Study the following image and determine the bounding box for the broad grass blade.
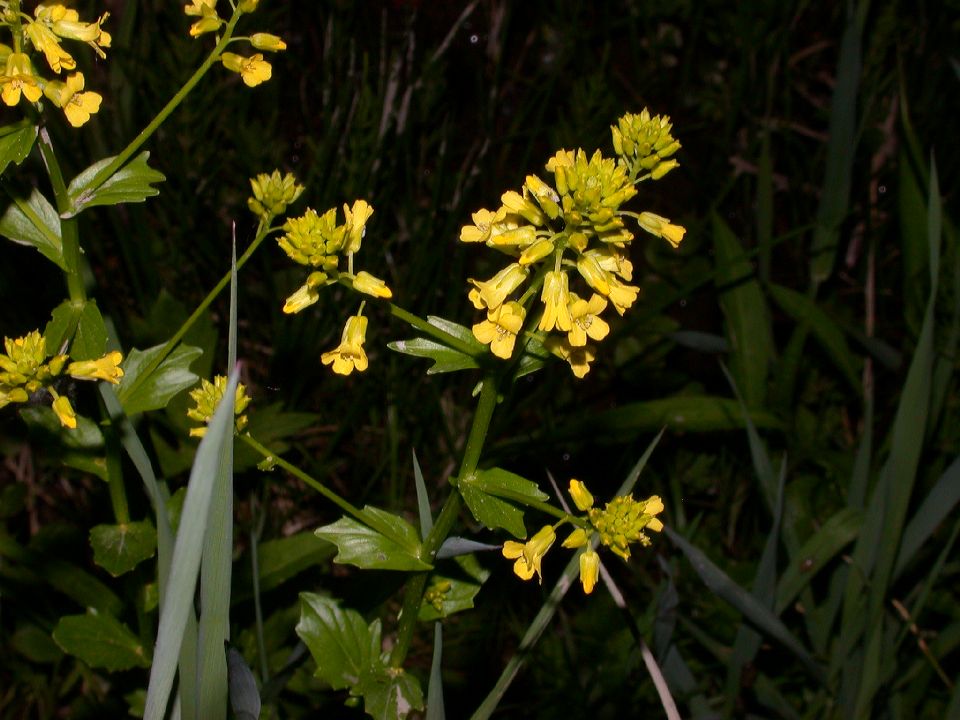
[197,245,240,720]
[143,371,239,720]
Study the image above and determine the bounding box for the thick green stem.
[83,11,243,197]
[241,434,365,523]
[36,128,85,302]
[389,373,500,667]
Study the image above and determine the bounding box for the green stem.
[240,434,365,523]
[82,11,243,197]
[36,128,85,302]
[389,373,501,667]
[122,220,273,401]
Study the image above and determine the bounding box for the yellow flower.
[321,315,369,376]
[0,330,51,390]
[50,390,77,429]
[25,21,76,73]
[467,263,528,311]
[502,525,555,584]
[460,207,507,244]
[567,293,609,347]
[578,549,600,594]
[538,271,572,332]
[637,211,685,248]
[221,52,271,87]
[0,386,29,409]
[53,11,111,58]
[589,494,665,561]
[611,109,680,174]
[518,237,554,266]
[184,0,218,17]
[501,189,546,227]
[59,72,102,127]
[343,199,374,254]
[0,53,43,106]
[250,33,287,51]
[606,276,640,315]
[279,207,345,268]
[67,351,123,384]
[523,174,561,220]
[352,271,392,299]
[282,271,327,314]
[561,527,589,549]
[187,375,252,438]
[473,301,525,359]
[568,479,594,512]
[544,336,596,378]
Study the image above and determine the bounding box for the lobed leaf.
[0,187,64,268]
[117,343,202,415]
[89,520,158,577]
[0,121,38,175]
[65,151,166,217]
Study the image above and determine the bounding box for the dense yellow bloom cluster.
[0,329,123,429]
[274,198,389,376]
[183,0,285,88]
[0,2,110,127]
[186,374,252,438]
[461,110,684,376]
[502,479,664,595]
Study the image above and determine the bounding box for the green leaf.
[315,512,431,572]
[44,299,81,355]
[53,611,151,671]
[459,468,547,539]
[316,505,430,571]
[768,283,860,392]
[233,530,335,602]
[713,213,775,407]
[387,337,480,374]
[775,508,862,614]
[426,624,445,720]
[19,406,107,480]
[65,151,166,217]
[894,454,960,579]
[426,316,486,352]
[296,593,377,691]
[358,666,424,720]
[418,554,490,621]
[550,395,781,444]
[89,520,158,577]
[11,625,63,664]
[116,343,202,415]
[0,121,37,175]
[71,300,108,360]
[0,187,64,268]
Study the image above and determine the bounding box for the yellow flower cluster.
[275,200,390,376]
[248,170,304,223]
[501,479,664,595]
[0,329,123,429]
[0,3,110,127]
[183,0,285,88]
[461,110,685,376]
[186,374,252,438]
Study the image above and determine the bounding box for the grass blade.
[713,213,775,408]
[809,5,861,287]
[143,371,239,720]
[413,449,433,538]
[894,453,960,579]
[665,526,823,681]
[197,246,239,720]
[426,622,445,720]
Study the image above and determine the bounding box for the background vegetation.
[1,0,958,717]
